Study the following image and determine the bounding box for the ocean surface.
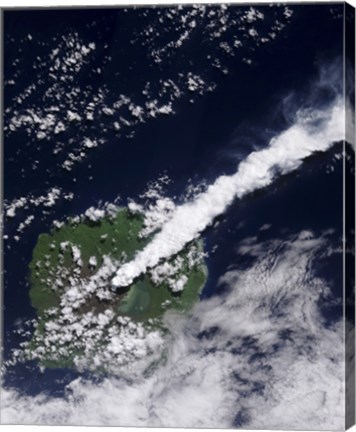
[2,4,351,429]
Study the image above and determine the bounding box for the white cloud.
[89,256,97,267]
[84,207,105,222]
[1,232,344,429]
[112,98,345,288]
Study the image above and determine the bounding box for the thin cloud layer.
[1,232,344,429]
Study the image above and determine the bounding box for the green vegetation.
[29,209,147,313]
[27,208,207,369]
[118,264,206,321]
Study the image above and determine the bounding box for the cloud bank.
[1,232,344,429]
[112,98,345,288]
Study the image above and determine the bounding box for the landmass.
[24,207,207,372]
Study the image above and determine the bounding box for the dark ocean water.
[3,4,345,397]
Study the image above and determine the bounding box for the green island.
[26,208,207,371]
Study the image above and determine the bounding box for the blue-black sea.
[2,4,352,429]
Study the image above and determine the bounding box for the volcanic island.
[25,207,207,372]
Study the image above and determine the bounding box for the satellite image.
[1,2,355,429]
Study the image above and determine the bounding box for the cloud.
[1,231,344,429]
[112,97,345,288]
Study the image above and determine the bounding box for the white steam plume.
[112,99,345,288]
